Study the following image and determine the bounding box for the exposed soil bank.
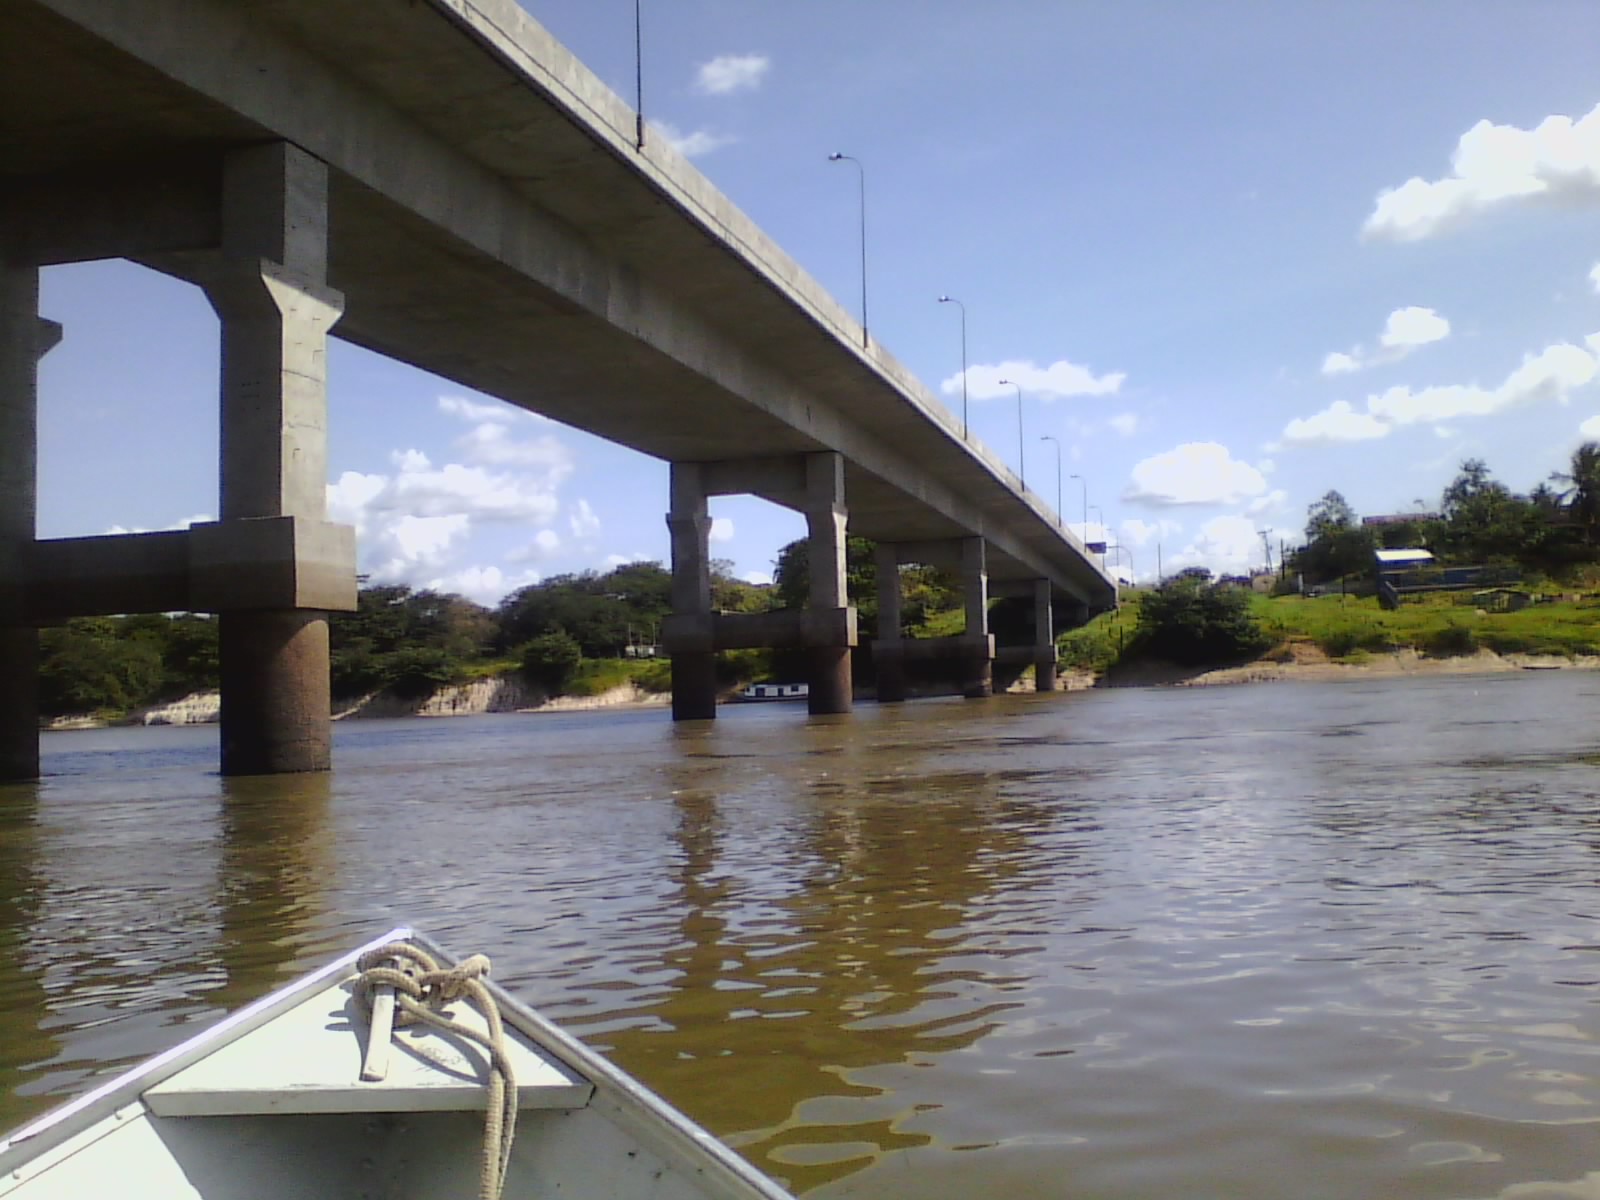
[1102,644,1600,688]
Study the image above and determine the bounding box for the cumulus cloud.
[568,499,601,540]
[1364,102,1600,241]
[1282,400,1391,445]
[1165,515,1267,577]
[1581,414,1600,438]
[1119,518,1182,548]
[693,54,769,95]
[743,570,773,586]
[709,517,735,543]
[1107,412,1141,436]
[1285,336,1600,445]
[1246,489,1288,517]
[103,512,214,535]
[427,565,542,605]
[946,357,1125,402]
[455,422,573,470]
[1321,306,1450,374]
[1125,442,1268,507]
[650,120,736,158]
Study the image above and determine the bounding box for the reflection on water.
[4,676,1600,1198]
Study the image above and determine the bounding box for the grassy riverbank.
[1060,589,1600,680]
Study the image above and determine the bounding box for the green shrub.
[1317,629,1362,658]
[518,629,583,691]
[1136,579,1270,666]
[633,659,673,693]
[382,646,456,699]
[1422,623,1477,657]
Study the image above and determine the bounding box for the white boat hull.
[0,928,794,1200]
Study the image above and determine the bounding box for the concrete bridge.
[0,0,1117,780]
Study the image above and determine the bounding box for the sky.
[33,0,1600,600]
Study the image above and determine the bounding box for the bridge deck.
[2,0,1116,604]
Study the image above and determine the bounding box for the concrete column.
[873,542,907,703]
[1033,578,1058,693]
[961,537,993,698]
[804,452,852,715]
[203,143,344,775]
[664,462,716,720]
[0,268,60,783]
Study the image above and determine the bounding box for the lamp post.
[998,378,1024,487]
[827,152,868,348]
[937,295,967,437]
[1040,435,1063,526]
[1090,505,1105,562]
[1069,472,1087,535]
[633,0,645,149]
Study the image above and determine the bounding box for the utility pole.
[1156,542,1163,583]
[1259,528,1273,573]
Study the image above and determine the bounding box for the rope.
[355,942,518,1200]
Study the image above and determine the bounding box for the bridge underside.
[0,0,1114,778]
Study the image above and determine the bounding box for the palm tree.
[1550,442,1600,543]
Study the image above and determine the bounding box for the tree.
[1552,441,1600,544]
[1304,490,1357,543]
[519,629,582,691]
[1135,577,1270,666]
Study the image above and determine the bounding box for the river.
[3,672,1600,1198]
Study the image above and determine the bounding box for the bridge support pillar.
[803,452,852,715]
[0,267,60,783]
[960,537,993,698]
[664,463,717,720]
[1033,578,1058,692]
[203,143,350,775]
[873,542,906,703]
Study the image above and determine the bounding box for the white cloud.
[102,512,214,535]
[1282,400,1392,445]
[946,357,1125,402]
[1285,336,1600,445]
[1581,415,1600,438]
[1321,306,1450,374]
[456,422,574,471]
[1125,442,1268,506]
[650,121,736,158]
[1369,341,1597,424]
[1119,517,1182,548]
[603,552,653,569]
[506,529,562,563]
[709,517,735,543]
[1107,412,1140,436]
[693,54,770,96]
[742,570,773,586]
[381,514,470,566]
[1258,458,1277,474]
[1246,489,1289,517]
[1381,306,1451,349]
[568,498,601,540]
[1364,102,1600,241]
[426,565,541,604]
[1166,515,1267,577]
[438,395,508,423]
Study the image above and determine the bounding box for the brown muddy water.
[3,672,1600,1198]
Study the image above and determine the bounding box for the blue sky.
[34,1,1600,599]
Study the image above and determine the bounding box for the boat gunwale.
[0,926,415,1176]
[0,925,796,1200]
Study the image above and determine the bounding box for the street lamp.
[1090,505,1105,561]
[827,152,868,348]
[633,0,645,149]
[937,295,968,437]
[1069,472,1088,534]
[1040,435,1063,526]
[998,378,1025,487]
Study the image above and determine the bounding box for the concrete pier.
[0,267,59,783]
[664,452,858,719]
[204,144,348,775]
[959,538,994,698]
[1033,578,1058,692]
[802,453,853,716]
[665,463,717,721]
